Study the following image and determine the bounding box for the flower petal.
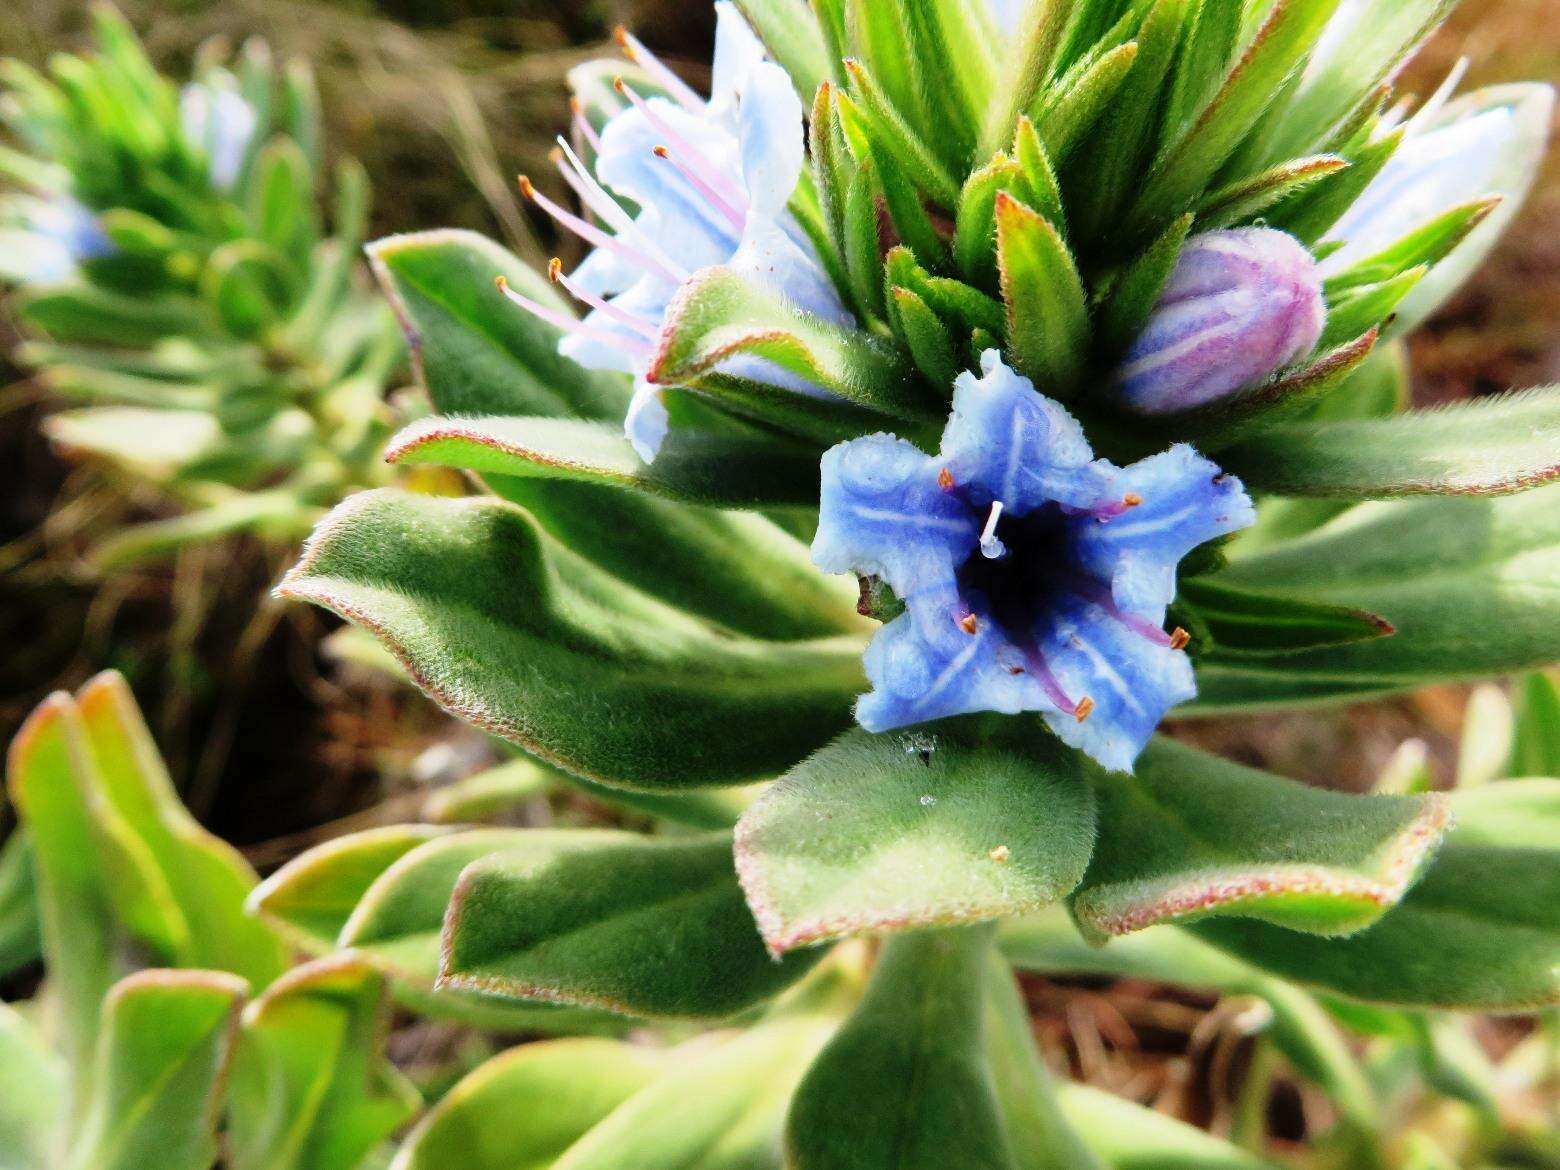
[941,350,1115,512]
[1072,445,1256,618]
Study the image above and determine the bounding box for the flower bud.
[1114,227,1326,415]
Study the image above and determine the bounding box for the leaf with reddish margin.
[1073,737,1450,938]
[734,725,1096,956]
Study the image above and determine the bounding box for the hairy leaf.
[735,726,1095,955]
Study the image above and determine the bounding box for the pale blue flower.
[1321,71,1553,332]
[814,351,1255,772]
[180,74,259,191]
[0,194,113,282]
[502,2,849,461]
[1115,228,1326,415]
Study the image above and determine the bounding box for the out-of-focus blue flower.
[499,2,849,461]
[1115,228,1326,415]
[1321,72,1553,333]
[0,194,113,282]
[180,74,259,190]
[814,350,1254,772]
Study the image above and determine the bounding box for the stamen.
[979,501,1006,560]
[518,174,672,283]
[1024,648,1084,718]
[937,467,955,491]
[613,26,705,114]
[569,97,602,153]
[551,140,689,282]
[652,145,747,232]
[615,77,750,216]
[495,275,651,355]
[1063,573,1183,649]
[548,257,660,340]
[956,610,979,635]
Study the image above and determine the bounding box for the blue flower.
[0,194,113,282]
[1319,72,1553,334]
[814,351,1255,772]
[180,74,259,191]
[500,2,849,461]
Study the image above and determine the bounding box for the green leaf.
[955,153,1025,287]
[1131,0,1346,230]
[890,287,960,390]
[371,230,860,643]
[0,1002,65,1170]
[1197,154,1347,229]
[1268,0,1455,160]
[1220,389,1560,499]
[1034,41,1141,164]
[1098,212,1194,354]
[391,1038,668,1170]
[1073,737,1450,937]
[17,286,212,347]
[384,415,821,510]
[984,952,1106,1170]
[441,830,820,1019]
[996,193,1089,396]
[7,690,184,1091]
[366,229,629,421]
[788,927,1011,1169]
[1057,1084,1277,1169]
[1180,577,1394,655]
[839,58,961,208]
[73,672,286,987]
[652,265,925,424]
[733,0,833,100]
[249,824,450,951]
[546,968,852,1170]
[252,826,620,1035]
[1194,780,1560,1009]
[734,725,1095,955]
[67,970,246,1170]
[1512,671,1560,778]
[1190,483,1560,707]
[228,957,419,1170]
[279,490,865,790]
[0,830,41,980]
[421,757,556,824]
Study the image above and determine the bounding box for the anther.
[1123,493,1143,507]
[989,845,1011,863]
[1074,696,1096,723]
[937,467,955,491]
[957,612,979,635]
[1169,628,1191,651]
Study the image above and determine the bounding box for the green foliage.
[734,725,1096,954]
[0,8,404,564]
[1075,738,1450,937]
[440,831,821,1019]
[276,489,866,789]
[2,678,413,1170]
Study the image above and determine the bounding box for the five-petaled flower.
[813,351,1255,773]
[498,1,848,462]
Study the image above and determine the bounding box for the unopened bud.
[1114,228,1326,415]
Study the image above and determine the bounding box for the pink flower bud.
[1115,228,1327,415]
